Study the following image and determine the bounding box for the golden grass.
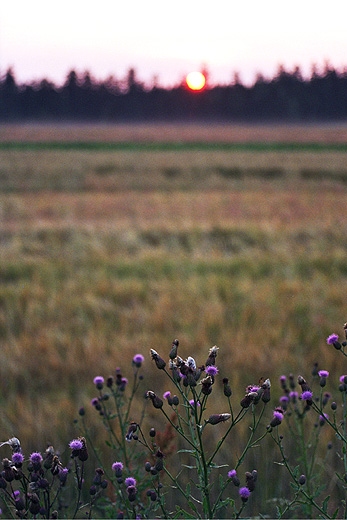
[1,121,347,143]
[0,124,347,458]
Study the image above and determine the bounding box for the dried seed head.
[206,413,231,425]
[150,349,166,370]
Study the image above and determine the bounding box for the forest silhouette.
[1,63,347,121]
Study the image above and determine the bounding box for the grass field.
[0,122,347,470]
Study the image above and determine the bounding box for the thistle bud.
[150,349,166,370]
[146,391,163,409]
[169,339,179,359]
[206,413,231,425]
[206,345,219,366]
[223,378,232,397]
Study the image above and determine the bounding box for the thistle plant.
[134,341,271,519]
[4,326,347,518]
[268,324,347,519]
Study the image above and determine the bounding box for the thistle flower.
[29,452,43,470]
[327,333,341,349]
[125,477,137,487]
[206,365,218,377]
[69,437,88,461]
[205,413,231,425]
[132,354,144,368]
[163,391,171,400]
[150,349,166,370]
[228,469,240,486]
[270,407,284,427]
[93,376,104,390]
[319,413,329,426]
[318,370,329,387]
[301,390,313,405]
[239,486,251,502]
[112,461,123,478]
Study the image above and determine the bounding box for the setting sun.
[186,71,206,91]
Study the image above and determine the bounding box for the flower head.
[163,391,171,400]
[69,439,83,451]
[327,333,339,344]
[318,370,329,378]
[206,365,219,377]
[29,452,43,465]
[301,390,313,402]
[125,477,137,487]
[239,486,251,502]
[112,461,123,477]
[132,354,144,368]
[93,376,104,389]
[12,453,24,466]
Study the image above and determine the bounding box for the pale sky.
[1,0,347,87]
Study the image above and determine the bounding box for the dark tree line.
[1,63,347,122]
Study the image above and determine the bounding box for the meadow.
[1,123,347,517]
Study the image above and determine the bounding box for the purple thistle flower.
[132,354,144,367]
[29,452,43,464]
[228,469,237,478]
[69,439,83,451]
[289,391,299,401]
[280,395,289,404]
[319,413,329,425]
[340,375,347,383]
[112,461,123,472]
[239,486,251,501]
[12,453,24,466]
[273,410,284,421]
[189,399,200,407]
[318,370,329,378]
[93,376,104,389]
[327,333,339,344]
[163,391,171,400]
[206,365,219,377]
[301,390,313,401]
[125,477,137,487]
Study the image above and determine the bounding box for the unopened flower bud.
[298,474,306,485]
[223,378,232,397]
[150,349,166,370]
[169,339,179,359]
[206,413,231,425]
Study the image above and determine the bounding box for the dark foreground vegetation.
[1,62,347,121]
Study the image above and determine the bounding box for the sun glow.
[186,71,206,91]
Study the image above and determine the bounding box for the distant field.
[0,123,347,458]
[1,121,347,143]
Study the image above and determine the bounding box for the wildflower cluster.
[0,435,105,519]
[139,340,270,518]
[3,325,347,518]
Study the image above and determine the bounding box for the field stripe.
[1,141,347,152]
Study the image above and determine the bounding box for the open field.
[0,124,347,508]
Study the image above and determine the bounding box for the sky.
[1,0,347,88]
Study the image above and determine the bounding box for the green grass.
[1,140,347,152]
